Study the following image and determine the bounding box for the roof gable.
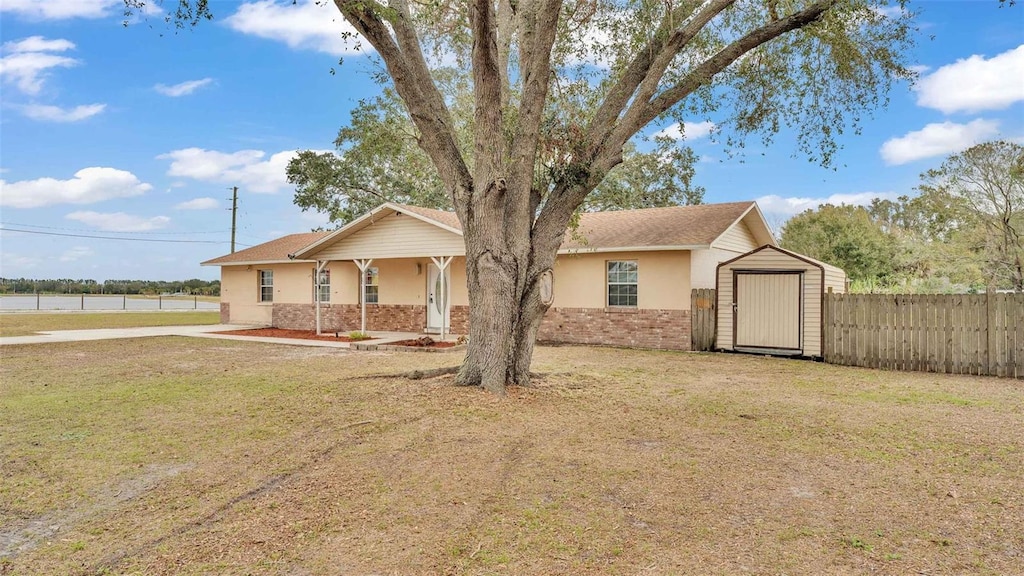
[293,202,464,260]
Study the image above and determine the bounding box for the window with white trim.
[315,268,330,302]
[607,260,637,307]
[258,269,273,303]
[363,267,379,304]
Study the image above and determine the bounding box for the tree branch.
[629,0,836,136]
[585,0,736,150]
[334,0,473,202]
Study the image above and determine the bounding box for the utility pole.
[229,186,238,253]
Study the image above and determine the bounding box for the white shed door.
[734,272,802,351]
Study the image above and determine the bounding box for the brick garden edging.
[351,342,466,353]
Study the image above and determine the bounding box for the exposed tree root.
[348,366,549,385]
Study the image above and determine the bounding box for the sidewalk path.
[0,325,440,349]
[0,324,257,346]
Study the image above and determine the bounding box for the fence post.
[986,288,996,376]
[81,293,85,310]
[194,295,198,310]
[159,295,163,310]
[123,294,127,310]
[36,292,40,310]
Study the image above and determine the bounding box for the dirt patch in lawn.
[214,327,375,342]
[1,339,1021,575]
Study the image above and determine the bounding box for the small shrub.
[348,331,371,341]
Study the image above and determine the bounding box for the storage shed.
[715,245,846,358]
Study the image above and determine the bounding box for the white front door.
[426,263,450,332]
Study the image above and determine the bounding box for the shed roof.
[717,244,845,276]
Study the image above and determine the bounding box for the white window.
[607,260,637,307]
[258,269,273,303]
[315,268,330,302]
[363,267,379,304]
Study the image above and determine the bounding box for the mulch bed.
[390,338,458,349]
[214,328,375,342]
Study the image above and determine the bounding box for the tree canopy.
[919,141,1024,291]
[780,141,1023,293]
[132,0,918,393]
[287,80,705,226]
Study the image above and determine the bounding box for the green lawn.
[1,340,1021,575]
[0,311,220,337]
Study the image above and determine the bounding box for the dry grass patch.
[0,311,220,337]
[0,340,1021,575]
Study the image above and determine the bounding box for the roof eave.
[201,259,317,267]
[558,244,709,254]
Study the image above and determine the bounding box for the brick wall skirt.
[220,302,230,324]
[273,303,429,333]
[448,305,469,334]
[270,303,689,350]
[538,307,691,351]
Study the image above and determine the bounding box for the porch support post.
[354,258,374,333]
[430,256,453,341]
[314,260,328,335]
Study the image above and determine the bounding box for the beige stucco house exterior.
[202,201,775,350]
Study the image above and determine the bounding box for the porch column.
[430,256,453,341]
[314,260,328,335]
[354,258,374,333]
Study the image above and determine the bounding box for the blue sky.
[0,0,1022,282]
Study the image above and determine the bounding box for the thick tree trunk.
[455,263,550,393]
[455,209,553,394]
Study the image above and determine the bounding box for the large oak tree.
[135,0,915,393]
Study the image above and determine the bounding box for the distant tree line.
[780,141,1023,293]
[0,278,221,296]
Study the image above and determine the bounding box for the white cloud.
[59,246,95,262]
[154,78,214,97]
[224,0,367,56]
[880,119,1000,165]
[916,45,1024,113]
[0,254,41,273]
[65,211,171,232]
[756,191,898,219]
[0,0,119,20]
[3,36,75,53]
[653,121,716,141]
[0,36,79,95]
[871,5,906,18]
[158,147,304,194]
[0,167,152,208]
[298,209,330,228]
[175,197,219,210]
[21,103,105,122]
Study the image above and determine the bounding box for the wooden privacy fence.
[823,292,1024,378]
[691,288,717,351]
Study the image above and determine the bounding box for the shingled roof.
[203,201,770,265]
[201,232,330,266]
[393,204,462,230]
[565,201,756,250]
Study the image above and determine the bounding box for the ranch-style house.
[202,201,775,350]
